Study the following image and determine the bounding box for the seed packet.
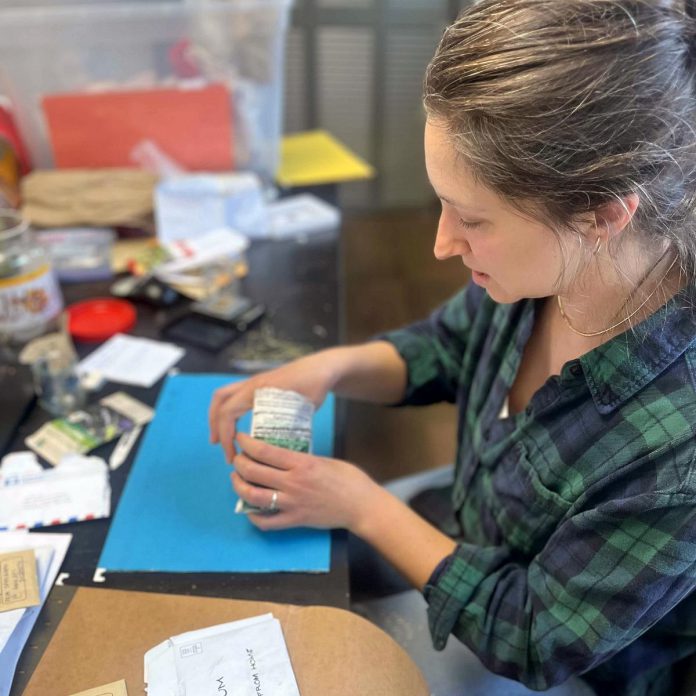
[25,392,153,467]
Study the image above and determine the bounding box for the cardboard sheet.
[42,84,234,170]
[22,587,429,696]
[99,374,333,573]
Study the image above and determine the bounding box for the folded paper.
[77,337,184,389]
[145,613,300,696]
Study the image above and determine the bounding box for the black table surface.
[7,226,350,694]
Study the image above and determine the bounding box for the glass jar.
[0,209,63,352]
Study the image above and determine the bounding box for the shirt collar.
[577,285,696,414]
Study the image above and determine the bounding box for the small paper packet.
[68,679,129,696]
[25,391,153,467]
[0,548,40,613]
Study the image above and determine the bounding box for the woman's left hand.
[231,432,379,532]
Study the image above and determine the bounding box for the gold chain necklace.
[557,253,679,338]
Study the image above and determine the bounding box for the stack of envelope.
[0,531,72,696]
[145,613,301,696]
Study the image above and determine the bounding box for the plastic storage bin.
[37,227,115,282]
[0,0,292,181]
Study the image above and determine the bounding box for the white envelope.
[0,452,111,531]
[145,614,301,696]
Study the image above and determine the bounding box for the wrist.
[348,482,396,540]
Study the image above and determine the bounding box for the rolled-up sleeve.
[380,284,484,406]
[424,491,696,690]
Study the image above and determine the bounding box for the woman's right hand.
[208,349,340,462]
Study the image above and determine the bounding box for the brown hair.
[424,0,696,280]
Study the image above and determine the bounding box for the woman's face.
[424,120,572,304]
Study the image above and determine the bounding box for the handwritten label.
[246,648,265,696]
[0,548,40,612]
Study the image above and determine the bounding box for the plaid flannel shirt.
[382,283,696,696]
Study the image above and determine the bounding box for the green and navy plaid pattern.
[383,284,696,696]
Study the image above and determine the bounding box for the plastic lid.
[66,298,137,342]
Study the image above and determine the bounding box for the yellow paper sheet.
[278,130,375,187]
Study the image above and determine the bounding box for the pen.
[109,425,143,470]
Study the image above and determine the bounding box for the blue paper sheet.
[99,374,332,573]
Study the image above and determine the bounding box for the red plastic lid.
[67,298,137,342]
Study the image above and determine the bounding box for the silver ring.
[269,490,279,513]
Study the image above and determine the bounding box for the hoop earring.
[592,236,602,256]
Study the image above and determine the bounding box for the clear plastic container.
[0,0,292,181]
[0,209,63,348]
[37,227,115,282]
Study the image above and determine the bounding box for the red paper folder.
[42,83,234,170]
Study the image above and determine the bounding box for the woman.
[209,1,696,693]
